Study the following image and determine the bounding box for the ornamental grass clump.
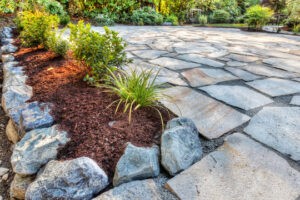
[104,68,168,127]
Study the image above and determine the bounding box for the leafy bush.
[292,24,300,34]
[68,21,131,85]
[104,68,165,125]
[19,11,59,47]
[165,15,179,26]
[245,5,274,30]
[131,7,164,25]
[94,14,115,26]
[198,15,208,25]
[210,9,230,23]
[59,14,70,26]
[45,32,69,57]
[0,0,16,14]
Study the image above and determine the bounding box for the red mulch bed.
[13,38,172,179]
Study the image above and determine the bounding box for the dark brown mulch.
[13,39,172,179]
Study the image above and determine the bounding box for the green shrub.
[20,11,59,48]
[59,14,70,26]
[198,15,208,25]
[0,0,16,14]
[292,24,300,34]
[104,68,165,126]
[245,5,274,30]
[131,7,163,25]
[45,32,69,57]
[68,21,131,85]
[165,15,179,26]
[94,14,115,26]
[284,15,300,27]
[210,9,230,23]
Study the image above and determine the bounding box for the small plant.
[104,68,167,127]
[292,24,300,34]
[210,9,230,23]
[131,7,164,25]
[245,5,274,30]
[59,14,70,26]
[0,0,16,14]
[198,15,208,25]
[94,14,115,26]
[68,21,131,85]
[45,32,69,57]
[19,11,59,48]
[165,15,179,26]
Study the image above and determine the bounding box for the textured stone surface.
[263,58,300,73]
[226,61,246,67]
[3,73,27,93]
[6,119,19,144]
[10,174,34,200]
[227,54,260,62]
[93,179,162,200]
[290,95,300,106]
[0,168,9,176]
[225,67,260,81]
[178,54,225,68]
[26,157,109,200]
[11,125,70,176]
[2,85,32,113]
[182,68,238,87]
[2,54,15,63]
[160,87,250,139]
[132,50,167,59]
[201,85,273,110]
[149,57,200,70]
[161,124,202,176]
[241,64,298,78]
[113,143,160,186]
[244,107,300,161]
[1,44,17,53]
[166,133,300,200]
[246,78,300,97]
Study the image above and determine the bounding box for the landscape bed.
[12,35,172,179]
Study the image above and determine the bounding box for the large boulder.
[3,62,22,77]
[2,27,13,38]
[10,174,35,200]
[25,157,109,200]
[161,117,202,176]
[113,143,160,187]
[2,54,15,63]
[3,73,27,93]
[2,85,32,113]
[166,117,198,135]
[11,125,70,176]
[6,119,19,144]
[8,101,54,135]
[93,179,162,200]
[1,44,18,53]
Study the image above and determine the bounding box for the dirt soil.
[13,38,172,180]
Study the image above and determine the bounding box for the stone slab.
[132,50,168,59]
[201,85,273,110]
[226,61,246,67]
[246,78,300,97]
[241,64,299,78]
[263,58,300,74]
[177,54,225,68]
[225,67,260,81]
[166,133,300,200]
[182,68,238,87]
[290,95,300,106]
[227,54,260,62]
[244,107,300,161]
[149,57,200,70]
[160,87,250,139]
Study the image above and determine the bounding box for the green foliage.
[292,24,300,34]
[19,11,59,47]
[285,0,300,27]
[59,14,70,26]
[0,0,16,14]
[210,9,230,23]
[131,7,163,25]
[68,21,131,85]
[165,0,195,22]
[165,15,179,25]
[245,5,274,30]
[45,31,69,57]
[104,68,165,125]
[198,15,208,25]
[94,14,115,26]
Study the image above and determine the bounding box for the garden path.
[65,26,300,200]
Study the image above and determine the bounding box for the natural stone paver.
[182,68,238,87]
[201,85,273,110]
[227,54,260,62]
[225,67,260,81]
[290,96,300,106]
[244,107,300,161]
[166,133,300,200]
[149,57,200,70]
[240,64,299,78]
[246,78,300,97]
[132,50,168,59]
[160,87,250,139]
[226,61,246,67]
[177,54,225,68]
[263,57,300,73]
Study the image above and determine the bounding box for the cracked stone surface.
[290,96,300,106]
[177,54,225,68]
[225,67,260,81]
[149,57,200,70]
[166,133,300,200]
[244,107,300,161]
